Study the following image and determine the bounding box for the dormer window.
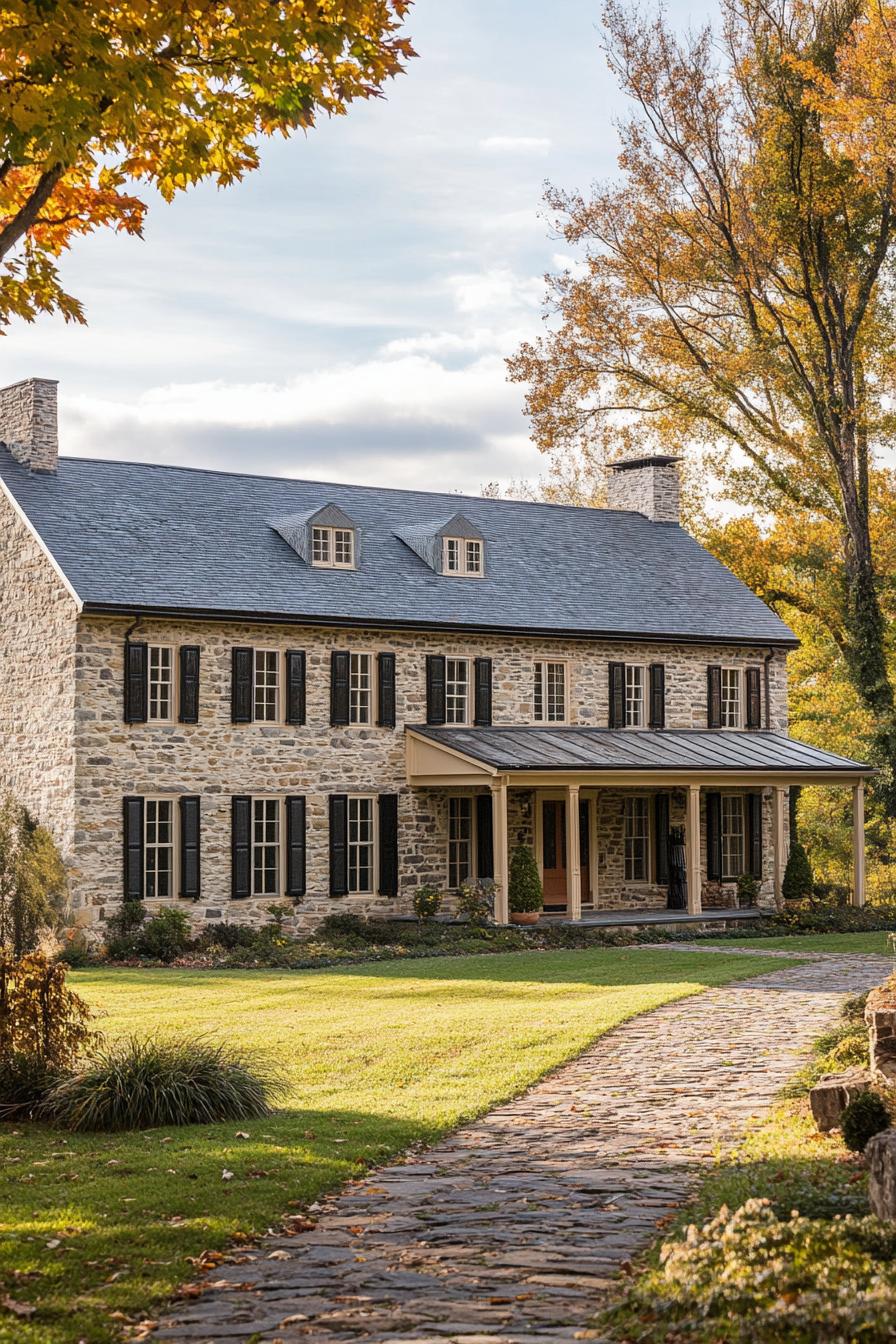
[443,536,483,577]
[312,525,355,569]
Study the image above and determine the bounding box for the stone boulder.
[867,1128,896,1221]
[866,990,896,1082]
[809,1066,874,1132]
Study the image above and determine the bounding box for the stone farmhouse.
[0,377,874,935]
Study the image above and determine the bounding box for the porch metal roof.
[410,727,874,775]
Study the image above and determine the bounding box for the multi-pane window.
[625,665,645,727]
[445,538,460,572]
[312,525,354,568]
[252,798,281,896]
[253,650,279,722]
[446,658,470,724]
[148,645,173,721]
[534,661,567,723]
[721,795,746,879]
[465,540,483,574]
[721,668,741,728]
[443,537,483,576]
[145,798,174,898]
[350,653,373,724]
[348,796,375,893]
[448,797,474,889]
[623,796,650,882]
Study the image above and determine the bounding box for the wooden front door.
[542,800,568,910]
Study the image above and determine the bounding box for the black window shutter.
[231,648,254,724]
[654,793,670,884]
[377,652,396,728]
[286,650,306,726]
[329,794,348,895]
[330,651,350,726]
[707,665,722,728]
[426,655,446,726]
[474,657,492,727]
[285,796,306,897]
[608,662,625,728]
[179,646,200,724]
[124,641,148,724]
[649,663,666,729]
[475,793,494,880]
[179,796,200,899]
[231,795,251,898]
[378,794,399,896]
[746,667,762,729]
[747,792,763,878]
[122,796,144,899]
[706,791,723,880]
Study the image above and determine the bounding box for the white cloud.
[446,267,544,316]
[478,135,552,154]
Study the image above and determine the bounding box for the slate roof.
[412,727,872,775]
[0,450,797,645]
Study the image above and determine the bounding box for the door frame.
[534,788,598,911]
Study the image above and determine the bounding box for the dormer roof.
[272,502,358,563]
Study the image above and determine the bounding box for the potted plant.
[508,844,543,925]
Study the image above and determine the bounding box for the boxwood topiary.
[782,840,814,903]
[508,844,543,915]
[841,1090,891,1153]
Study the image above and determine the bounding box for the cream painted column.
[686,784,702,915]
[566,784,582,922]
[772,786,787,905]
[853,781,867,908]
[491,777,510,925]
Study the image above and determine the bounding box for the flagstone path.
[157,953,890,1344]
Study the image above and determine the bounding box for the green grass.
[716,931,893,954]
[0,946,793,1344]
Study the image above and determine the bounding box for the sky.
[4,0,705,495]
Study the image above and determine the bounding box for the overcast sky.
[4,0,703,494]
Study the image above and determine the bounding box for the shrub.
[0,796,68,956]
[315,911,375,943]
[782,841,814,902]
[137,906,193,962]
[196,922,258,951]
[456,879,495,926]
[42,1034,285,1131]
[736,872,759,906]
[841,1091,891,1152]
[0,1053,63,1119]
[0,952,98,1117]
[104,900,147,958]
[508,845,543,914]
[413,885,442,920]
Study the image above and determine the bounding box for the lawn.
[0,946,794,1344]
[718,931,894,955]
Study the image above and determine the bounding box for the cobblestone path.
[157,955,890,1344]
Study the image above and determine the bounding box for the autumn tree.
[0,1,413,326]
[509,0,896,812]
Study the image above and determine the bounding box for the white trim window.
[312,525,355,569]
[534,660,567,723]
[623,796,650,882]
[252,797,281,896]
[448,796,474,889]
[348,795,376,893]
[443,537,483,576]
[625,665,645,728]
[145,798,175,898]
[721,668,742,728]
[445,657,471,724]
[721,795,746,879]
[349,652,373,725]
[148,645,174,722]
[253,649,280,722]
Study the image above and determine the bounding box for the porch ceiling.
[405,725,875,787]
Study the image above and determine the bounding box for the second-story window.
[312,525,355,569]
[446,658,470,724]
[443,537,483,576]
[148,645,173,721]
[534,661,567,723]
[254,650,280,722]
[625,665,645,727]
[350,652,373,724]
[721,668,741,728]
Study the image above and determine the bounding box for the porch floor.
[545,906,764,928]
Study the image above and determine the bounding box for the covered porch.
[406,726,875,924]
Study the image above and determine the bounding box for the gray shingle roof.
[0,450,797,645]
[412,727,871,774]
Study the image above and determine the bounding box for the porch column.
[491,777,510,925]
[686,784,702,914]
[566,784,582,922]
[772,786,786,905]
[853,781,866,908]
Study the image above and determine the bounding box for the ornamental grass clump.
[42,1034,285,1132]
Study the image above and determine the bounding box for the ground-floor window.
[145,798,174,898]
[348,795,375,893]
[252,797,281,895]
[448,796,474,889]
[623,796,650,881]
[721,794,746,880]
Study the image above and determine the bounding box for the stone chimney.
[0,377,58,473]
[606,454,681,524]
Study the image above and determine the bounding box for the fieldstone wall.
[0,378,58,473]
[69,613,787,934]
[0,489,77,860]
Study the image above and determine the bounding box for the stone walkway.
[156,954,890,1344]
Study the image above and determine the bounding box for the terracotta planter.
[510,912,540,926]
